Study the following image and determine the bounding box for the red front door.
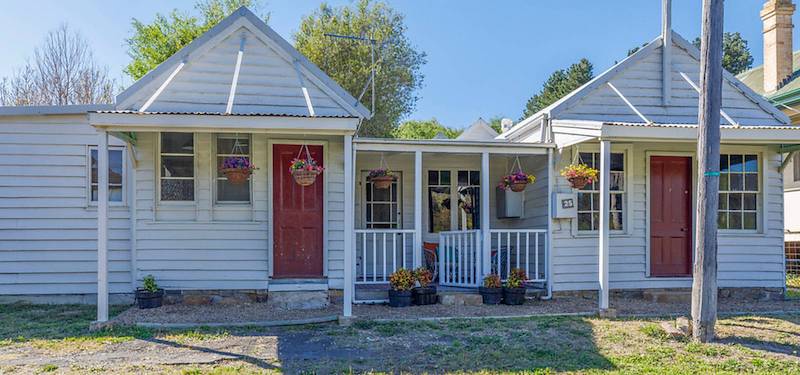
[650,156,692,277]
[273,144,324,278]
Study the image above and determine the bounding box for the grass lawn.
[1,303,799,374]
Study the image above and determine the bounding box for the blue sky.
[0,1,797,128]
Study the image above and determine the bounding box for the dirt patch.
[113,301,340,326]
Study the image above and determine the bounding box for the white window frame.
[425,168,481,234]
[718,152,761,233]
[87,145,126,207]
[570,144,633,237]
[361,171,402,229]
[157,132,196,204]
[214,133,253,205]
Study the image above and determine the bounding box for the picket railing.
[489,229,547,282]
[355,229,415,284]
[439,230,482,287]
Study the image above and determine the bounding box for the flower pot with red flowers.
[499,172,536,192]
[561,163,598,189]
[412,267,437,305]
[289,157,324,186]
[388,268,414,307]
[368,168,395,190]
[220,156,257,185]
[479,273,503,305]
[503,268,528,305]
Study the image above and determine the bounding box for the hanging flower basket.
[499,171,535,192]
[561,163,598,189]
[288,145,324,187]
[220,156,257,185]
[368,168,395,189]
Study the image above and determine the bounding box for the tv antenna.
[324,32,385,115]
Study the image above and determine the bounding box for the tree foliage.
[0,24,116,106]
[521,58,593,119]
[124,0,267,80]
[392,118,461,139]
[692,32,753,75]
[294,0,426,137]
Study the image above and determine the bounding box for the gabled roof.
[456,118,499,141]
[504,31,790,140]
[738,50,800,99]
[115,7,371,118]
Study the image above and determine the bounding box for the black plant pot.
[479,286,503,305]
[412,286,438,305]
[388,289,413,307]
[136,288,164,309]
[503,287,526,305]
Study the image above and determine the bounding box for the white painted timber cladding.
[0,115,131,295]
[557,40,783,125]
[550,142,785,291]
[132,133,345,290]
[128,27,351,117]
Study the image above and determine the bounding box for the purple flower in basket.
[222,156,256,171]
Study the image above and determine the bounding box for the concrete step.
[643,289,691,303]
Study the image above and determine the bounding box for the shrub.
[483,273,501,288]
[505,268,528,289]
[142,274,159,293]
[389,268,414,291]
[414,267,433,288]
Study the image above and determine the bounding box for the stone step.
[268,290,329,309]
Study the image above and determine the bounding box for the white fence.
[355,229,415,284]
[439,230,482,287]
[489,229,547,282]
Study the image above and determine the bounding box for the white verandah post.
[598,140,611,311]
[481,152,491,277]
[96,130,109,322]
[414,151,423,268]
[343,135,354,317]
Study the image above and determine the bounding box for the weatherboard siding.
[0,115,132,295]
[550,142,785,291]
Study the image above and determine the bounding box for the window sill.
[85,204,127,210]
[572,231,630,238]
[718,230,764,237]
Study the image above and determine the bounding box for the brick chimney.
[761,0,796,93]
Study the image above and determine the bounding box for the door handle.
[680,228,688,232]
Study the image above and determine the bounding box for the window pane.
[91,149,123,202]
[610,212,623,230]
[579,153,594,168]
[744,154,758,172]
[428,170,438,185]
[729,174,743,191]
[457,186,480,230]
[366,182,372,201]
[217,180,250,202]
[729,193,742,210]
[611,153,624,171]
[440,171,451,185]
[161,179,194,201]
[610,172,624,191]
[428,186,451,232]
[718,212,728,229]
[161,133,194,154]
[372,185,391,202]
[470,171,480,186]
[718,193,728,210]
[610,193,623,211]
[729,154,743,172]
[109,187,123,202]
[372,204,392,223]
[109,150,123,184]
[217,136,249,155]
[162,156,194,177]
[592,212,600,231]
[578,193,591,211]
[458,171,469,185]
[728,212,742,230]
[592,193,599,210]
[743,193,757,210]
[720,155,729,172]
[744,173,758,191]
[743,212,757,230]
[719,173,729,191]
[578,213,593,231]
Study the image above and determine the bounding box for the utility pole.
[692,0,723,343]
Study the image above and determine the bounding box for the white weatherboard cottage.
[0,7,798,321]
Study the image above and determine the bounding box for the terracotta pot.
[568,176,589,189]
[509,181,528,192]
[370,175,395,189]
[292,169,321,186]
[221,168,252,185]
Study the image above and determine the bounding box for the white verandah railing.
[439,230,482,287]
[490,229,547,282]
[355,229,415,284]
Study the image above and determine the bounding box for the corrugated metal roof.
[0,104,114,116]
[603,121,800,130]
[93,110,356,118]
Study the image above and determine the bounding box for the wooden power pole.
[692,0,724,343]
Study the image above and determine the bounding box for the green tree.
[692,32,753,75]
[488,116,504,133]
[295,0,426,137]
[125,0,267,80]
[393,118,461,139]
[521,58,593,119]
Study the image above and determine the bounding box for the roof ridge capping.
[114,6,372,119]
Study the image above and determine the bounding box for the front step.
[268,278,328,292]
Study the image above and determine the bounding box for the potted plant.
[503,268,528,305]
[388,268,414,307]
[412,267,437,305]
[289,157,324,186]
[368,168,395,190]
[220,156,257,185]
[479,273,503,305]
[136,274,164,309]
[561,163,598,189]
[498,171,536,192]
